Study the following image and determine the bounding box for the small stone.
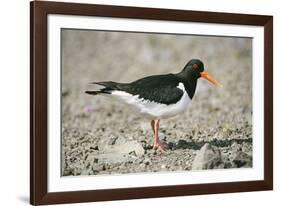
[90,145,99,150]
[98,135,121,151]
[231,141,242,152]
[102,164,107,170]
[105,140,145,157]
[108,136,118,145]
[144,158,152,165]
[86,154,99,164]
[192,143,222,170]
[140,163,146,168]
[129,151,137,156]
[233,151,252,168]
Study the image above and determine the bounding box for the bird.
[85,59,222,152]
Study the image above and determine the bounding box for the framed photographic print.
[30,1,273,205]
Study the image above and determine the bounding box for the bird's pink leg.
[150,120,155,134]
[152,120,168,152]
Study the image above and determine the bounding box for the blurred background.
[61,29,252,176]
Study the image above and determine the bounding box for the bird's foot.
[153,140,168,152]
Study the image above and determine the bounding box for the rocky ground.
[61,29,252,176]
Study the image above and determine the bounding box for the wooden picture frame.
[30,1,273,205]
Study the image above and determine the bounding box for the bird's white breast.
[110,83,191,120]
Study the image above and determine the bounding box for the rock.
[98,135,123,151]
[92,163,105,172]
[219,155,233,169]
[112,141,145,156]
[101,140,145,157]
[231,141,242,152]
[86,153,98,163]
[144,158,152,165]
[233,151,252,168]
[129,151,137,157]
[108,136,118,145]
[192,143,222,170]
[140,163,146,169]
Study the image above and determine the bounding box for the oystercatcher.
[86,59,222,152]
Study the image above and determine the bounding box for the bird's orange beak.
[200,71,223,87]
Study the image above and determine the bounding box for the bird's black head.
[185,59,205,78]
[181,59,222,87]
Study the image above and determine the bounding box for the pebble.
[233,151,252,168]
[144,158,152,165]
[192,143,222,170]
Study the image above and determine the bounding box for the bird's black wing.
[120,74,184,105]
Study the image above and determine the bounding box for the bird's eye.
[193,64,198,69]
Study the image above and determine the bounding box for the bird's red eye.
[193,64,198,69]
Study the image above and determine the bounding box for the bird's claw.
[153,141,168,152]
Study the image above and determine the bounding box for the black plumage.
[87,74,183,104]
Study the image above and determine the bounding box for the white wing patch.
[109,82,191,120]
[177,82,185,90]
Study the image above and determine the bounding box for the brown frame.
[30,1,273,205]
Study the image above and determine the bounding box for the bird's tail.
[85,81,120,96]
[85,90,107,95]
